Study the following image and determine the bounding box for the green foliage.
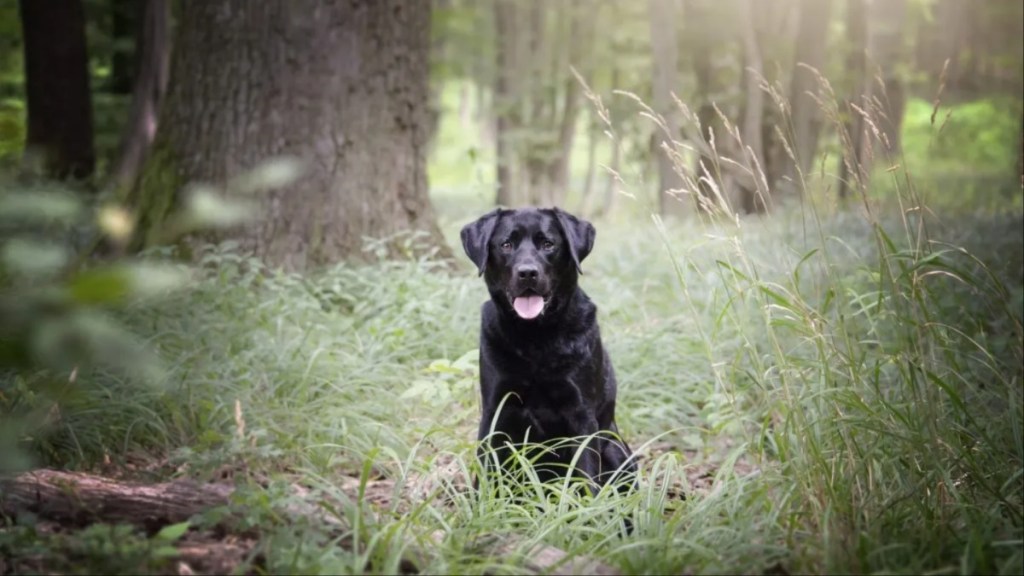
[5,188,1019,573]
[903,96,1021,176]
[0,519,188,575]
[0,158,301,471]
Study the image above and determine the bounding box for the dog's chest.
[491,329,592,377]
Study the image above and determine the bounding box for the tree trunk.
[597,69,622,219]
[837,0,869,201]
[494,0,516,207]
[737,0,768,214]
[579,108,599,215]
[648,0,687,217]
[685,0,722,214]
[0,469,618,576]
[0,469,234,531]
[867,0,907,162]
[522,0,550,206]
[109,0,171,196]
[18,0,95,180]
[782,0,833,196]
[131,0,449,270]
[549,0,591,207]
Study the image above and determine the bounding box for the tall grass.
[4,75,1022,574]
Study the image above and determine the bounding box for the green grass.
[3,77,1023,573]
[5,193,1022,573]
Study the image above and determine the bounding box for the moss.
[130,142,182,252]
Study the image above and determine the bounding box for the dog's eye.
[541,240,555,251]
[500,241,513,252]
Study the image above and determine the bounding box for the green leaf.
[67,267,131,305]
[0,190,81,223]
[1,239,67,278]
[154,521,190,542]
[126,263,192,298]
[66,263,190,305]
[452,349,479,371]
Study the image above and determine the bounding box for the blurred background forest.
[0,1,1022,575]
[0,0,1021,249]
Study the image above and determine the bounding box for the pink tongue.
[513,295,545,319]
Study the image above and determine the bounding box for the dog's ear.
[460,209,502,276]
[553,207,596,275]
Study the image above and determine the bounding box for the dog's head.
[460,207,595,321]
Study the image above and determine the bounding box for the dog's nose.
[516,264,539,281]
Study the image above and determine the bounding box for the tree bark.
[867,0,907,162]
[737,0,768,214]
[579,108,599,215]
[782,0,833,196]
[648,0,688,217]
[837,0,869,201]
[684,0,723,214]
[596,68,622,219]
[109,0,171,197]
[0,469,618,576]
[0,469,234,531]
[132,0,449,270]
[548,0,588,207]
[18,0,95,180]
[494,0,516,207]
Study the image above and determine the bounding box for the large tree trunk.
[132,1,448,270]
[648,0,688,217]
[782,0,833,196]
[109,0,171,196]
[18,0,95,180]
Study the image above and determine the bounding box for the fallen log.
[0,469,233,532]
[0,469,619,575]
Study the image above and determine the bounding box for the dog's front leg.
[571,442,604,497]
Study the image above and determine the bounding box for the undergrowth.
[3,197,1021,573]
[2,72,1022,575]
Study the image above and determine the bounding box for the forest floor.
[2,196,1022,574]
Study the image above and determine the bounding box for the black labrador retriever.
[460,207,636,496]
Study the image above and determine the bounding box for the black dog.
[460,207,636,496]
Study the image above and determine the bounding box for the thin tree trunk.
[524,0,549,205]
[687,0,717,213]
[109,0,171,196]
[18,0,95,180]
[648,0,687,217]
[782,0,833,196]
[867,0,908,162]
[837,0,869,200]
[598,68,622,220]
[579,108,599,215]
[550,0,590,207]
[494,0,515,207]
[738,0,768,214]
